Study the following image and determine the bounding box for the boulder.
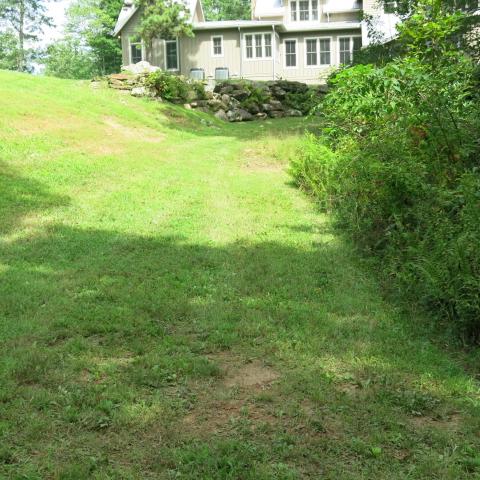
[231,89,251,101]
[215,109,228,121]
[269,100,284,111]
[270,86,287,99]
[255,112,268,120]
[246,103,261,115]
[207,98,227,112]
[190,100,209,109]
[221,93,231,105]
[131,86,151,97]
[268,110,285,119]
[262,103,274,112]
[276,80,309,94]
[227,108,253,122]
[285,109,303,117]
[122,61,160,75]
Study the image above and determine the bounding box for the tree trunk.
[18,0,25,71]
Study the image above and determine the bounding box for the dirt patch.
[224,361,279,389]
[103,117,164,143]
[242,148,284,173]
[410,412,463,431]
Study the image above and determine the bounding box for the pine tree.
[0,0,53,71]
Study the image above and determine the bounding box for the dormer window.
[291,0,319,22]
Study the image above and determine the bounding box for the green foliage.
[284,89,318,115]
[44,38,97,80]
[0,0,53,71]
[145,70,203,102]
[0,31,19,71]
[66,0,123,76]
[292,51,480,340]
[136,0,193,45]
[202,0,251,21]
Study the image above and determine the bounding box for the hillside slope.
[0,71,479,479]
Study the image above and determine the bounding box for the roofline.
[192,20,281,30]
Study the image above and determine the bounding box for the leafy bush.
[146,71,204,103]
[284,89,318,115]
[291,53,480,341]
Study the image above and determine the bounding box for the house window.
[255,34,263,57]
[244,33,272,59]
[319,38,331,65]
[291,0,318,21]
[264,33,272,58]
[285,39,297,67]
[165,40,178,70]
[212,36,223,57]
[312,0,318,20]
[291,1,297,21]
[299,0,309,20]
[130,37,143,64]
[339,36,362,64]
[306,39,317,66]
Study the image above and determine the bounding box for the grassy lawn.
[0,70,479,479]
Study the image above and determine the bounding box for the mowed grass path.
[1,71,479,479]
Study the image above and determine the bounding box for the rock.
[285,109,303,117]
[269,100,284,111]
[268,110,285,119]
[122,61,160,75]
[183,103,193,110]
[262,103,273,112]
[231,89,251,101]
[215,109,228,121]
[131,86,151,97]
[221,93,231,105]
[246,103,261,115]
[270,86,287,99]
[255,112,268,120]
[190,100,209,109]
[207,99,227,112]
[227,108,253,122]
[276,80,309,94]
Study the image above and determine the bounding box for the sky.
[42,0,72,45]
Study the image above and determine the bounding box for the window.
[305,37,331,67]
[291,1,297,21]
[244,33,272,59]
[255,34,263,57]
[130,37,143,64]
[290,0,318,21]
[285,39,297,67]
[264,34,272,58]
[299,0,309,20]
[339,36,361,64]
[212,36,223,57]
[165,40,178,70]
[312,0,318,20]
[306,39,317,66]
[245,35,253,58]
[319,38,331,65]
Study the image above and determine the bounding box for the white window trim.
[304,36,332,69]
[164,39,179,71]
[289,0,319,23]
[284,38,298,70]
[128,37,145,64]
[337,35,362,65]
[242,32,273,61]
[211,35,224,58]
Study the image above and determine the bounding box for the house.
[114,0,398,84]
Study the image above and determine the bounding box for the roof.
[192,20,281,30]
[114,0,200,36]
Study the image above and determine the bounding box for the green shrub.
[284,89,318,115]
[146,71,202,103]
[291,53,480,341]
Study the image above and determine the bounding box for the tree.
[44,36,97,79]
[66,0,123,76]
[0,0,53,71]
[136,0,194,45]
[0,31,20,70]
[202,0,251,20]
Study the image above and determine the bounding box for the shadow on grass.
[0,162,69,235]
